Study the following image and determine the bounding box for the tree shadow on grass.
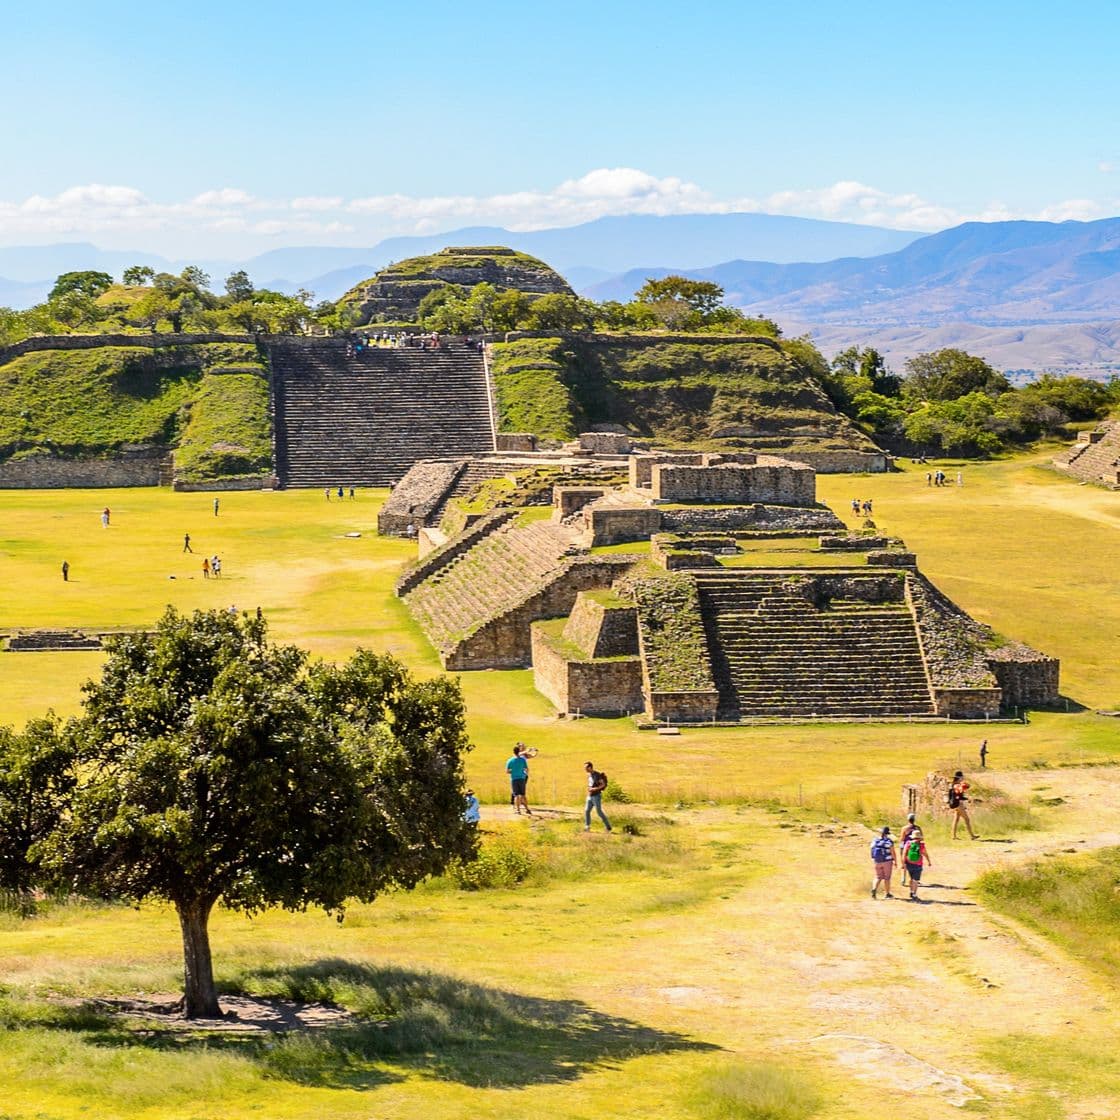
[84,959,718,1091]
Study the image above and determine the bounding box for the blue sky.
[3,0,1118,253]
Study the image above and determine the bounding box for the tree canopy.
[903,348,1011,402]
[10,608,476,1018]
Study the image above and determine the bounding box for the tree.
[903,348,1010,402]
[490,288,531,331]
[831,346,901,397]
[48,271,113,302]
[634,276,725,317]
[0,718,75,903]
[40,608,476,1018]
[224,270,254,302]
[122,265,156,287]
[180,266,212,294]
[525,293,595,332]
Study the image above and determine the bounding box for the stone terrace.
[1053,421,1120,488]
[269,340,494,487]
[693,570,936,719]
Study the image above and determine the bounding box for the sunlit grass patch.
[683,1057,820,1119]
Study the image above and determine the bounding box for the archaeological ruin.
[1053,420,1120,488]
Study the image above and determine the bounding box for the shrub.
[686,1058,819,1119]
[449,840,534,890]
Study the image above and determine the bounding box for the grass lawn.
[1,452,1120,1118]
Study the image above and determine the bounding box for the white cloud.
[0,172,1113,254]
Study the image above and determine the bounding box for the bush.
[686,1058,819,1119]
[449,840,534,890]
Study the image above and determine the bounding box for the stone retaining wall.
[395,509,517,595]
[933,687,1003,719]
[660,504,843,533]
[586,505,662,545]
[0,454,164,489]
[173,474,276,492]
[988,655,1061,708]
[647,689,722,723]
[378,459,465,534]
[530,625,644,716]
[652,461,817,505]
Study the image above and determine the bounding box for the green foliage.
[49,271,113,302]
[174,371,272,480]
[903,392,1004,455]
[449,839,535,890]
[628,575,716,693]
[122,264,155,287]
[0,342,264,464]
[489,336,583,439]
[33,609,476,1016]
[224,270,254,301]
[903,347,1011,402]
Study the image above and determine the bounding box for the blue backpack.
[870,837,893,862]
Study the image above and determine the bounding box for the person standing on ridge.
[584,761,612,833]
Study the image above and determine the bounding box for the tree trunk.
[176,897,221,1019]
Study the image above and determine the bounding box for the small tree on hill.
[49,271,113,302]
[40,608,476,1018]
[122,265,156,287]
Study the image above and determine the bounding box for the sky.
[3,0,1119,255]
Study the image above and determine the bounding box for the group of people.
[850,498,873,516]
[201,555,223,579]
[324,486,357,501]
[462,744,613,833]
[869,771,978,903]
[926,470,962,487]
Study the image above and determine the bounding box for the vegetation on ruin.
[173,371,272,480]
[0,343,271,477]
[625,573,716,693]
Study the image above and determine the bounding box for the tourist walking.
[183,533,193,553]
[61,560,69,582]
[584,761,612,833]
[202,557,210,579]
[213,498,220,517]
[949,771,979,839]
[211,555,222,579]
[870,826,896,898]
[101,507,110,528]
[463,789,480,825]
[324,487,331,501]
[902,828,931,901]
[506,742,537,817]
[979,739,988,769]
[898,812,918,885]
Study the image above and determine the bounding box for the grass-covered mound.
[339,246,572,324]
[0,342,270,480]
[489,333,882,452]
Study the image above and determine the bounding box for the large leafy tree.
[49,271,113,302]
[903,348,1010,402]
[39,608,476,1019]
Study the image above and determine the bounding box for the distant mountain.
[0,213,920,307]
[586,217,1120,327]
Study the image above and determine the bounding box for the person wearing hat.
[949,771,979,839]
[898,812,918,885]
[902,828,932,901]
[869,826,897,898]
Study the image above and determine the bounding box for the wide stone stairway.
[1053,422,1120,487]
[270,340,495,487]
[404,518,582,654]
[693,571,936,719]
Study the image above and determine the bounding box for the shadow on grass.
[83,959,717,1090]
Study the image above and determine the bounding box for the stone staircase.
[269,340,495,487]
[693,571,936,719]
[1053,422,1120,487]
[404,518,582,653]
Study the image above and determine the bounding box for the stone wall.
[629,452,704,488]
[553,486,606,519]
[933,688,1003,719]
[988,655,1061,708]
[652,461,816,505]
[647,689,721,723]
[819,535,889,551]
[530,624,644,716]
[579,431,632,454]
[586,505,663,545]
[173,474,276,492]
[660,503,843,533]
[779,449,891,473]
[444,557,638,670]
[0,453,164,489]
[562,592,639,657]
[496,433,538,452]
[867,549,917,568]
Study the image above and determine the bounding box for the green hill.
[490,333,883,456]
[338,246,573,324]
[0,342,271,481]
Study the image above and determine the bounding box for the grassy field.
[1,451,1119,1119]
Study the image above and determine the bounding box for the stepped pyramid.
[1053,421,1120,488]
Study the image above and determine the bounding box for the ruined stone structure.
[1052,421,1120,488]
[396,450,1060,722]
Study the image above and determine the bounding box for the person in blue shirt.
[506,742,537,817]
[463,789,480,825]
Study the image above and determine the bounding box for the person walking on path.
[61,560,69,582]
[101,507,110,528]
[584,762,612,833]
[324,487,331,501]
[902,828,932,901]
[979,739,988,769]
[506,743,537,816]
[202,557,211,579]
[183,533,193,554]
[211,555,222,579]
[870,826,896,898]
[949,771,979,839]
[213,498,219,517]
[463,789,480,825]
[898,813,918,885]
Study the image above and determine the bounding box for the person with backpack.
[902,828,932,901]
[506,742,537,817]
[949,770,979,839]
[898,813,918,885]
[584,761,612,833]
[870,826,896,898]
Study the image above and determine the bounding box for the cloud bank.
[0,169,1112,253]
